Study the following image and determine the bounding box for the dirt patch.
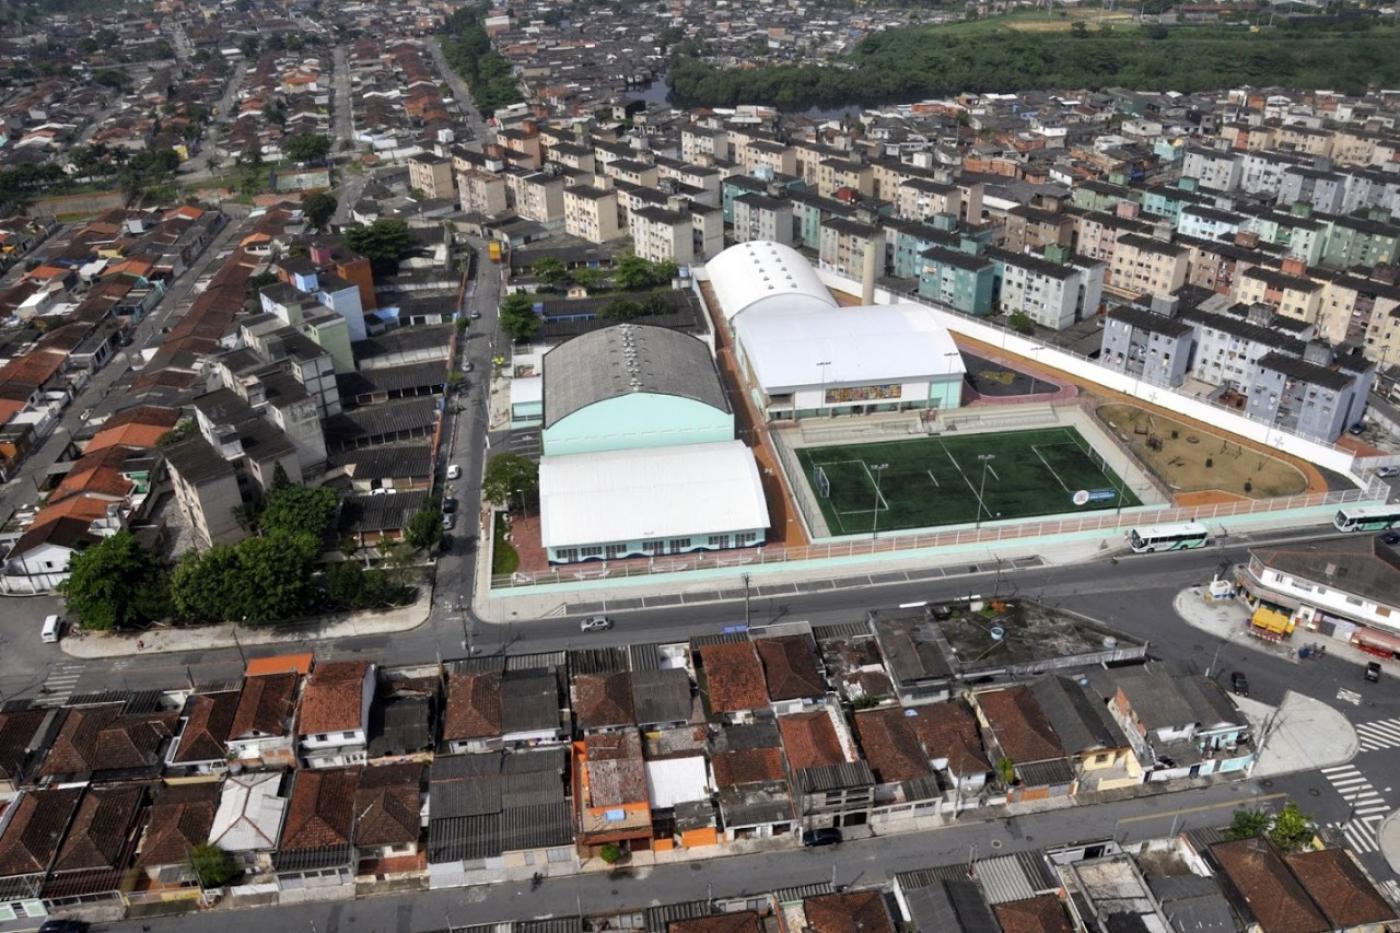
[1097,403,1309,499]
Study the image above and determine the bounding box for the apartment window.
[315,733,329,742]
[341,731,356,740]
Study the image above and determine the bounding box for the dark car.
[38,921,89,933]
[1366,662,1382,683]
[442,497,458,514]
[802,827,842,847]
[1230,672,1249,697]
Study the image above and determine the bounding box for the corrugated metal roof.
[974,854,1037,905]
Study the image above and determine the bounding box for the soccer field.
[794,427,1142,535]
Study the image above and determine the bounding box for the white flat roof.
[645,755,711,809]
[210,772,287,853]
[735,303,966,393]
[539,440,768,550]
[510,374,542,405]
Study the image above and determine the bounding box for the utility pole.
[817,360,832,418]
[870,463,889,539]
[742,573,751,627]
[976,454,996,529]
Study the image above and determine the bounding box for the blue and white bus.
[1128,522,1210,553]
[1333,506,1400,533]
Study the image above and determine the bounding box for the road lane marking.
[1117,793,1286,824]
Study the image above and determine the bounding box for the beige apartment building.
[681,125,729,164]
[818,218,883,280]
[1234,260,1324,325]
[1108,234,1189,297]
[896,179,962,223]
[743,139,797,178]
[564,185,621,244]
[408,153,454,201]
[817,158,873,199]
[629,205,694,265]
[457,169,508,216]
[509,171,566,226]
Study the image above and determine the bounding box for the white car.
[446,464,461,480]
[1378,466,1400,479]
[579,616,613,633]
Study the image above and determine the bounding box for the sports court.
[794,427,1142,535]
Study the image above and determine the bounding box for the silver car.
[579,616,613,633]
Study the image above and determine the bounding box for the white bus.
[1333,506,1400,533]
[1128,522,1210,553]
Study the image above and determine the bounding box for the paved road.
[98,780,1279,933]
[332,44,355,149]
[426,35,490,143]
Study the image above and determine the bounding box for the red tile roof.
[41,704,178,777]
[975,687,1065,764]
[803,890,896,933]
[298,660,371,735]
[0,787,83,877]
[53,783,145,872]
[778,710,846,771]
[171,691,240,763]
[1284,848,1396,928]
[711,747,786,787]
[755,635,826,701]
[353,763,423,849]
[442,671,501,741]
[281,768,360,851]
[231,672,298,739]
[854,707,933,783]
[668,913,764,933]
[993,895,1076,933]
[137,783,220,868]
[1211,839,1329,933]
[906,701,991,777]
[573,672,636,731]
[699,642,770,714]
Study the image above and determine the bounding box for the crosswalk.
[1356,717,1400,753]
[41,663,85,705]
[1321,764,1391,854]
[1336,687,1363,706]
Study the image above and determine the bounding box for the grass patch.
[492,512,519,576]
[795,426,1140,535]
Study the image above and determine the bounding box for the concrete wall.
[813,268,1362,478]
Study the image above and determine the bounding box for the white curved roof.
[705,240,837,322]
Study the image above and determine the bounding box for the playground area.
[792,426,1142,536]
[1096,403,1310,500]
[962,351,1063,399]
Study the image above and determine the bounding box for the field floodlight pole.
[870,463,889,540]
[976,454,996,529]
[817,360,832,418]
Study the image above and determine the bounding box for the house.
[0,787,83,898]
[972,687,1075,800]
[853,706,944,820]
[801,889,898,933]
[136,783,221,884]
[366,680,436,762]
[441,669,502,754]
[710,722,796,843]
[1282,848,1396,931]
[165,689,240,775]
[1103,669,1252,780]
[753,633,827,713]
[1029,676,1141,792]
[779,702,875,830]
[903,700,992,798]
[1209,839,1328,933]
[993,894,1077,933]
[425,748,574,890]
[209,771,289,871]
[227,671,301,768]
[274,767,359,882]
[40,699,178,783]
[573,672,638,733]
[697,642,770,722]
[297,660,376,768]
[353,762,424,867]
[629,664,695,731]
[48,783,148,900]
[573,730,652,857]
[0,707,55,793]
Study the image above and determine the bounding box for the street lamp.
[976,454,996,529]
[817,360,832,418]
[870,463,889,540]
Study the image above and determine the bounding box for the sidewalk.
[1236,690,1357,777]
[1379,811,1400,878]
[59,593,432,659]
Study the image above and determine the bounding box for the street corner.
[1379,810,1400,878]
[1247,689,1358,778]
[1172,583,1251,639]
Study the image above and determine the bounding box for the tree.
[170,547,244,624]
[405,505,445,551]
[59,532,169,632]
[1008,311,1035,335]
[235,534,318,625]
[571,267,606,293]
[599,842,622,865]
[259,484,339,543]
[325,560,369,609]
[499,292,541,342]
[532,256,570,289]
[482,453,538,511]
[599,298,644,322]
[614,254,675,291]
[996,756,1016,786]
[1268,802,1317,852]
[1070,20,1089,37]
[345,219,414,275]
[1225,808,1271,841]
[189,842,240,888]
[285,134,332,163]
[303,191,338,231]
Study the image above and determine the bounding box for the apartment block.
[1108,235,1188,297]
[1003,204,1074,254]
[917,240,995,316]
[1100,299,1196,387]
[818,217,883,280]
[990,248,1105,331]
[563,185,621,245]
[816,158,873,199]
[408,153,453,201]
[629,205,694,265]
[457,169,508,216]
[733,193,794,246]
[896,179,961,224]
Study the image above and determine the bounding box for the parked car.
[446,464,461,480]
[579,616,613,633]
[469,309,482,319]
[462,361,475,373]
[1366,662,1382,683]
[802,828,842,847]
[1230,671,1248,697]
[442,512,456,531]
[1383,532,1400,546]
[41,614,62,644]
[38,920,88,933]
[442,497,458,514]
[1377,466,1399,478]
[1349,423,1367,436]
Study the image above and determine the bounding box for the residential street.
[99,780,1279,933]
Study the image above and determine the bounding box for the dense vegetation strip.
[441,3,525,116]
